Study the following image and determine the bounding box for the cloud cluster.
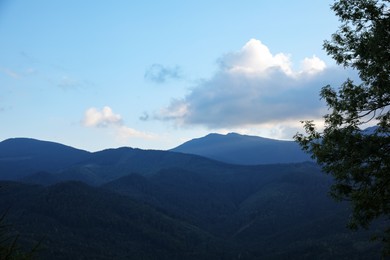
[144,64,182,83]
[82,106,154,140]
[155,39,351,131]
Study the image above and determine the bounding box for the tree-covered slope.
[0,138,384,258]
[0,138,91,180]
[28,146,296,186]
[171,133,311,165]
[103,163,382,259]
[0,181,230,260]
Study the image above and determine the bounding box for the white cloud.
[117,126,156,140]
[82,106,157,141]
[82,106,123,128]
[300,55,326,75]
[154,39,355,136]
[228,117,326,140]
[219,39,294,76]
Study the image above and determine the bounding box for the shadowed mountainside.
[171,133,312,165]
[0,138,91,180]
[0,137,384,258]
[0,181,229,260]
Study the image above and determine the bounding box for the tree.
[294,0,390,255]
[0,185,40,260]
[0,210,37,260]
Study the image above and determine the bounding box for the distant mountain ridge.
[0,138,91,180]
[171,132,311,165]
[0,137,261,184]
[0,137,383,258]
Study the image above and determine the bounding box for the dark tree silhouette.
[295,0,390,255]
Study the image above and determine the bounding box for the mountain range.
[171,132,312,165]
[0,135,383,259]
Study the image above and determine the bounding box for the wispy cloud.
[82,106,155,140]
[117,125,156,140]
[0,67,20,79]
[17,52,90,91]
[57,75,84,90]
[144,64,182,84]
[152,39,355,138]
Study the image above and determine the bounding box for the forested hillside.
[0,138,383,259]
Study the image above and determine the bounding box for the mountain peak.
[0,137,91,180]
[171,132,311,165]
[0,137,90,154]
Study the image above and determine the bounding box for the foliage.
[0,136,386,258]
[0,165,382,259]
[0,210,39,260]
[294,0,390,254]
[0,181,230,260]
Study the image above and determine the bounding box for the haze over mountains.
[0,136,383,259]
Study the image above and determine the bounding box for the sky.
[0,0,359,151]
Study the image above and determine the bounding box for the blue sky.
[0,0,356,151]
